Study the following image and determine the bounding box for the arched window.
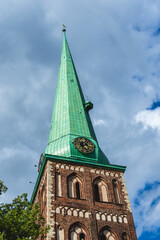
[122,232,130,240]
[100,234,106,240]
[80,233,85,240]
[42,185,45,204]
[99,227,117,240]
[112,179,120,204]
[93,178,108,202]
[57,225,64,240]
[56,171,62,197]
[76,182,80,199]
[69,223,88,240]
[68,174,83,199]
[94,183,100,201]
[38,189,42,212]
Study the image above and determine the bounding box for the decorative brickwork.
[46,161,55,240]
[119,172,132,212]
[34,159,137,240]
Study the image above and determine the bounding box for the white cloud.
[135,108,160,133]
[134,183,160,236]
[144,85,154,95]
[93,119,106,126]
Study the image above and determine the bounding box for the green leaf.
[0,183,49,240]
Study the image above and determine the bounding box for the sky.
[0,0,160,239]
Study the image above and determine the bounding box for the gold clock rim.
[73,137,95,154]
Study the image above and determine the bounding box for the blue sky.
[0,0,160,239]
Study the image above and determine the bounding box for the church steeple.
[45,29,109,165]
[31,29,137,240]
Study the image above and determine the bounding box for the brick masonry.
[34,159,137,240]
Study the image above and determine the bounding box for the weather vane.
[62,24,67,31]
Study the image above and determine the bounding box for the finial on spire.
[62,24,67,32]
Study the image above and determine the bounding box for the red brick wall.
[34,159,137,240]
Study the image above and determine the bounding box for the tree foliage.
[0,180,7,196]
[0,182,49,240]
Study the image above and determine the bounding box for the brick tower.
[31,29,137,240]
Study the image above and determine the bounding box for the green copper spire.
[45,29,109,165]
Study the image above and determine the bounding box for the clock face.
[73,137,95,153]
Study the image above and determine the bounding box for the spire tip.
[62,24,67,32]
